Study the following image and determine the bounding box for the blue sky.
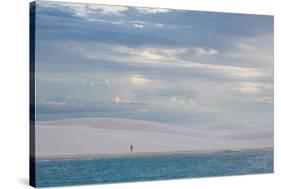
[34,1,273,131]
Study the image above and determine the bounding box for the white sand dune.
[35,118,273,158]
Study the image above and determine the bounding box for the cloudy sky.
[34,1,273,131]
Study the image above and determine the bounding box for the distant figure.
[130,144,133,152]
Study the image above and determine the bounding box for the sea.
[35,150,273,187]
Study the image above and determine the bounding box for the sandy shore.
[33,147,273,161]
[34,118,273,160]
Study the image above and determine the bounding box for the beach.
[34,118,273,160]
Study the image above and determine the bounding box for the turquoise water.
[35,150,273,187]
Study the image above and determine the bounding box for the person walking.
[130,144,133,152]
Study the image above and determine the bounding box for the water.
[35,150,273,187]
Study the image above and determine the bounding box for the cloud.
[83,42,218,62]
[112,96,121,103]
[35,1,273,132]
[234,83,261,93]
[189,99,197,105]
[135,7,171,14]
[222,34,273,68]
[111,96,132,104]
[231,41,273,62]
[79,42,264,79]
[130,75,150,86]
[168,96,197,106]
[130,20,164,29]
[169,96,177,103]
[168,96,185,105]
[88,4,128,15]
[194,48,219,55]
[251,97,273,104]
[133,23,144,29]
[39,1,128,20]
[37,99,67,108]
[87,18,123,25]
[89,79,110,86]
[86,18,164,29]
[156,23,164,27]
[232,82,273,96]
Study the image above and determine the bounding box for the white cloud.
[107,45,189,62]
[85,43,219,64]
[87,18,123,25]
[168,97,197,106]
[225,35,273,67]
[67,41,266,79]
[133,23,144,29]
[130,20,164,29]
[40,1,128,20]
[169,96,177,103]
[253,97,273,104]
[88,4,128,15]
[232,82,273,94]
[130,75,150,86]
[234,83,261,93]
[207,48,219,55]
[111,96,131,104]
[39,2,168,29]
[230,42,272,61]
[89,79,110,86]
[156,23,164,27]
[189,99,197,105]
[136,7,170,14]
[112,96,121,103]
[38,99,67,107]
[104,79,110,85]
[194,48,219,55]
[89,82,95,86]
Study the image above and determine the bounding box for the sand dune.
[35,118,273,158]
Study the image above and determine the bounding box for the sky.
[34,1,273,132]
